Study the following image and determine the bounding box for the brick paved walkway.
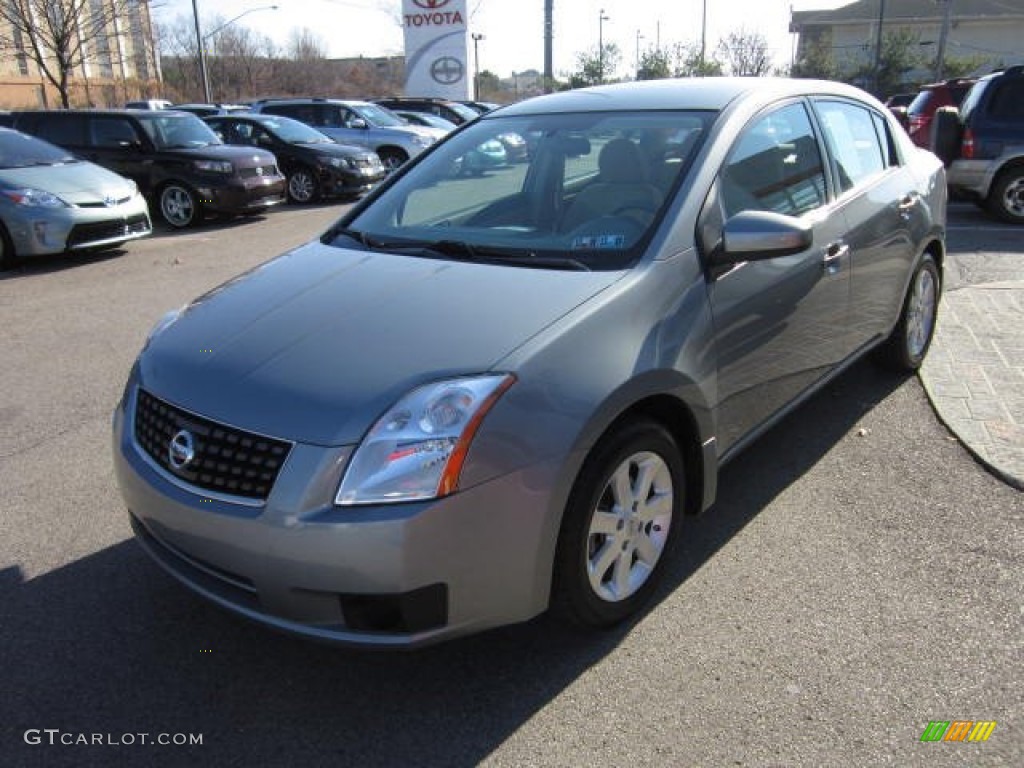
[920,280,1024,490]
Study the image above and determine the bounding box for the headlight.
[411,135,434,148]
[194,159,233,173]
[0,187,67,207]
[325,157,355,170]
[336,374,515,506]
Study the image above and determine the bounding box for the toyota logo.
[413,0,450,8]
[430,56,464,85]
[168,429,196,470]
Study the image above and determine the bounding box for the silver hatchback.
[114,78,945,647]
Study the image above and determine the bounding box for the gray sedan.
[114,78,945,647]
[0,128,151,268]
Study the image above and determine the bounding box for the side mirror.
[348,117,368,130]
[710,210,812,266]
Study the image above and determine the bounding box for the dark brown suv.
[10,110,285,228]
[906,78,976,148]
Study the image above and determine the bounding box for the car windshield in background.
[0,130,77,168]
[339,110,714,270]
[137,113,223,149]
[353,104,408,128]
[259,116,333,144]
[449,102,482,122]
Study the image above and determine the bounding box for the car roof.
[496,78,878,117]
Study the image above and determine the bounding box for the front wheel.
[378,149,407,173]
[986,167,1024,224]
[159,183,199,229]
[287,167,319,204]
[874,253,941,371]
[551,419,684,628]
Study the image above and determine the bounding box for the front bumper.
[4,194,152,258]
[113,387,559,648]
[195,174,286,214]
[319,164,385,198]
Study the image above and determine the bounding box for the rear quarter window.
[31,114,87,146]
[988,79,1024,119]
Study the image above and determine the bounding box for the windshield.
[259,116,332,144]
[0,130,78,168]
[138,113,223,149]
[334,110,714,270]
[352,104,408,128]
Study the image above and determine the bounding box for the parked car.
[115,78,945,647]
[374,97,480,126]
[0,127,151,269]
[906,77,975,148]
[393,111,457,133]
[938,65,1024,223]
[173,103,250,118]
[11,109,285,228]
[125,99,174,111]
[252,98,444,171]
[204,113,385,203]
[460,101,502,114]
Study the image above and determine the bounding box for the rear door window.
[33,114,87,146]
[814,100,886,194]
[988,79,1024,119]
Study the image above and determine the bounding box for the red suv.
[906,78,976,148]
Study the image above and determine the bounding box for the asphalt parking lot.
[1,202,1021,767]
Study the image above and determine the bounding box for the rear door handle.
[823,241,849,275]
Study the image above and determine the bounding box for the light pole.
[598,8,610,84]
[635,29,644,80]
[472,32,485,101]
[192,3,278,102]
[700,0,707,73]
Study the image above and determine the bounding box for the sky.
[156,0,848,79]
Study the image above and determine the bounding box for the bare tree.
[0,0,145,107]
[286,27,327,61]
[717,29,772,77]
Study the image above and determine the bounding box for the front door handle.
[823,241,849,275]
[898,194,918,219]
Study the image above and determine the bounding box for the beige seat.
[560,138,662,232]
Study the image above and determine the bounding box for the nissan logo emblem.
[169,429,196,470]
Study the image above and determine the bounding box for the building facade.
[0,0,161,108]
[791,0,1024,81]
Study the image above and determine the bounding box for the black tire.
[158,183,200,229]
[874,253,941,372]
[286,166,320,204]
[929,107,962,166]
[986,166,1024,225]
[378,149,407,173]
[0,222,18,271]
[551,419,684,628]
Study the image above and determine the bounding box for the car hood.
[299,142,374,159]
[168,145,276,165]
[0,162,136,204]
[139,240,622,446]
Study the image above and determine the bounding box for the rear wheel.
[287,167,319,204]
[551,419,684,628]
[159,183,199,229]
[986,167,1024,224]
[874,253,940,371]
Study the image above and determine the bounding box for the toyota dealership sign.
[402,0,470,99]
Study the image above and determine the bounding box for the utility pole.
[636,29,644,80]
[934,0,954,81]
[472,33,485,100]
[544,0,553,93]
[700,0,707,72]
[191,0,211,102]
[871,0,886,95]
[598,9,609,84]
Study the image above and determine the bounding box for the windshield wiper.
[324,226,376,248]
[377,238,591,271]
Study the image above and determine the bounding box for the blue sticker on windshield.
[571,234,626,250]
